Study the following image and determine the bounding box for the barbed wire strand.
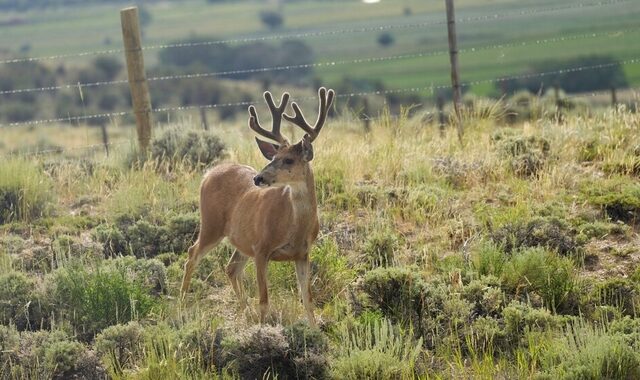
[0,0,630,66]
[3,26,639,96]
[1,56,638,129]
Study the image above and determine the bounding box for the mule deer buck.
[181,87,335,326]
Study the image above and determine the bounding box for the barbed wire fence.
[0,0,638,158]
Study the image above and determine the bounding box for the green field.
[1,0,639,96]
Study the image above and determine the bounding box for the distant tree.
[403,7,412,16]
[94,57,123,81]
[260,10,284,30]
[501,55,629,94]
[377,32,395,48]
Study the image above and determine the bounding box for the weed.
[330,318,424,379]
[45,260,160,339]
[0,159,53,224]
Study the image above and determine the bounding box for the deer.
[180,87,335,327]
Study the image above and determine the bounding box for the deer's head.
[248,88,334,187]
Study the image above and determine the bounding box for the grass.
[0,0,639,92]
[1,99,640,378]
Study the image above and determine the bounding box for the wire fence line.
[3,26,639,97]
[1,140,130,159]
[3,57,638,129]
[0,0,629,66]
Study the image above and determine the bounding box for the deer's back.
[199,163,256,232]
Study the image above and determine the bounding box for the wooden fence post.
[200,108,209,131]
[436,95,446,136]
[611,86,618,108]
[445,0,463,143]
[362,97,371,132]
[100,123,110,157]
[120,7,153,151]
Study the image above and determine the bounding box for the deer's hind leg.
[226,249,249,307]
[181,231,222,299]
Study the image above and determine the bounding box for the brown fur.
[181,88,333,326]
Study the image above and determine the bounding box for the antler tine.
[247,91,290,145]
[284,87,335,142]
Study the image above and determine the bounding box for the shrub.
[502,301,563,343]
[0,159,53,224]
[495,134,551,176]
[461,275,505,317]
[224,325,293,379]
[93,212,198,258]
[177,322,222,374]
[284,321,329,379]
[149,128,226,170]
[95,321,145,373]
[0,271,45,331]
[44,340,102,379]
[361,227,400,269]
[542,325,640,380]
[46,261,160,339]
[13,329,105,379]
[594,278,639,316]
[310,237,356,307]
[491,217,579,257]
[472,242,508,277]
[361,267,427,332]
[583,178,640,223]
[330,319,423,379]
[501,248,576,313]
[609,317,640,350]
[468,316,506,353]
[0,325,19,374]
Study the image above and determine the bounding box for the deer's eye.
[283,158,294,165]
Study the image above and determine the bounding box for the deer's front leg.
[295,258,316,327]
[254,254,270,323]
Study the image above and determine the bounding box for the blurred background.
[0,0,639,153]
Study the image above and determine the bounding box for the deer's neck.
[285,166,317,222]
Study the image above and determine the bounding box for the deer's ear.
[255,138,279,160]
[301,135,314,161]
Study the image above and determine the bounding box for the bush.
[361,227,399,269]
[149,128,226,170]
[46,261,160,339]
[224,325,292,379]
[502,301,563,343]
[95,321,145,373]
[461,275,505,317]
[0,271,47,331]
[494,134,551,177]
[0,159,53,224]
[94,212,199,258]
[284,321,329,379]
[583,178,640,223]
[44,340,103,380]
[330,319,423,379]
[501,248,576,313]
[12,329,105,379]
[542,326,640,380]
[491,217,580,257]
[0,325,19,374]
[310,237,356,307]
[594,279,639,316]
[361,267,427,333]
[177,322,222,374]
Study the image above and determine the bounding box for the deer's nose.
[253,175,264,186]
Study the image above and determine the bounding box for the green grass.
[1,0,639,92]
[1,103,640,378]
